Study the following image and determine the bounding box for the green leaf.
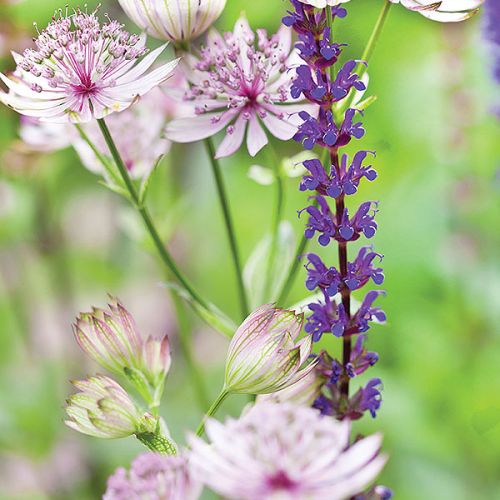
[162,282,237,338]
[139,154,164,206]
[244,221,296,308]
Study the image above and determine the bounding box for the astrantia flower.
[297,0,481,22]
[166,17,307,158]
[65,375,153,438]
[189,402,387,500]
[118,0,226,43]
[0,9,178,123]
[74,298,171,386]
[224,304,315,395]
[104,452,201,500]
[389,0,482,22]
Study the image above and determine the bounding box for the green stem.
[96,118,210,313]
[276,148,329,307]
[204,139,249,320]
[342,0,392,111]
[171,294,210,410]
[264,144,284,302]
[195,389,229,437]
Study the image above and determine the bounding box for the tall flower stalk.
[284,1,386,420]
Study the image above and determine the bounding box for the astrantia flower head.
[389,0,482,22]
[224,304,315,395]
[74,298,171,386]
[166,17,308,158]
[65,375,154,438]
[0,8,179,123]
[189,402,387,500]
[117,0,227,43]
[104,452,201,500]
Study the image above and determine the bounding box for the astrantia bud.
[389,0,482,22]
[142,335,172,386]
[65,376,153,439]
[74,298,143,376]
[224,305,316,395]
[117,0,227,43]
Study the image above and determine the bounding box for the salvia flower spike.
[284,0,387,420]
[0,7,179,123]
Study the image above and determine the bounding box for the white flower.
[117,0,227,42]
[189,402,387,500]
[0,9,178,123]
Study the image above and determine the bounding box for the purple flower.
[305,295,348,340]
[351,378,383,418]
[188,402,387,500]
[305,252,342,296]
[346,246,384,291]
[104,452,201,500]
[165,17,309,158]
[352,290,387,334]
[346,334,379,378]
[295,107,365,150]
[300,150,377,198]
[302,196,378,245]
[0,10,179,123]
[483,0,500,83]
[355,485,394,500]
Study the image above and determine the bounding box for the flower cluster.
[285,1,386,420]
[0,8,178,123]
[188,402,387,499]
[165,16,306,158]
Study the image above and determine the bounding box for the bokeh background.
[1,0,499,498]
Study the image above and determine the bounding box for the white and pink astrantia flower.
[104,452,201,500]
[117,0,227,43]
[0,9,179,123]
[389,0,482,22]
[188,402,387,500]
[298,0,481,22]
[224,304,315,395]
[165,17,306,159]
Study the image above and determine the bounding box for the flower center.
[267,470,297,492]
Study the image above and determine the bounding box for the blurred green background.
[1,0,499,498]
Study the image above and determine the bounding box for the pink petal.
[215,114,247,159]
[166,110,238,143]
[247,113,268,157]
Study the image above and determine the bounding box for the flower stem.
[342,0,392,111]
[331,148,352,400]
[96,118,211,313]
[204,139,249,320]
[195,389,229,437]
[264,143,284,302]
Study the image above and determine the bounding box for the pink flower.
[188,402,387,500]
[117,0,227,43]
[0,9,178,123]
[104,452,201,500]
[224,304,315,395]
[165,16,306,159]
[74,298,171,386]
